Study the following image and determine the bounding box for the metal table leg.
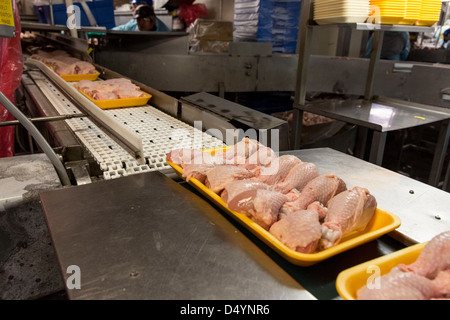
[429,119,450,187]
[354,126,369,159]
[292,108,304,149]
[369,130,387,165]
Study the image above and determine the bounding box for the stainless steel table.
[38,148,449,300]
[294,97,450,188]
[39,171,315,300]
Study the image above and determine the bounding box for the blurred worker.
[443,29,450,50]
[112,1,170,32]
[365,31,411,61]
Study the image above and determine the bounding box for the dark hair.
[134,4,156,20]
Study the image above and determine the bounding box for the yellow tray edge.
[60,72,100,82]
[75,85,152,109]
[166,148,402,267]
[335,242,426,300]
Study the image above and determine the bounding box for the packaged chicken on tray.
[166,138,401,266]
[337,230,450,300]
[74,78,152,109]
[28,49,100,81]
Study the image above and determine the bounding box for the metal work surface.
[39,171,315,300]
[282,148,450,245]
[298,98,450,132]
[0,154,63,299]
[296,97,450,187]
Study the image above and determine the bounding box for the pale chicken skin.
[215,137,260,163]
[269,209,322,253]
[205,165,255,194]
[75,78,145,101]
[182,163,216,183]
[254,155,302,185]
[357,268,439,300]
[227,189,288,230]
[273,161,319,194]
[320,186,377,250]
[280,173,346,216]
[166,148,206,167]
[357,231,450,300]
[221,180,272,204]
[166,140,383,255]
[397,230,450,279]
[29,51,97,75]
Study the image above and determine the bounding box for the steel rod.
[0,113,86,127]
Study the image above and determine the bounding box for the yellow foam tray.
[336,242,426,299]
[166,146,401,266]
[60,72,100,82]
[76,86,152,110]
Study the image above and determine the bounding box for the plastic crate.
[258,0,301,29]
[34,0,115,29]
[234,0,301,52]
[257,26,299,42]
[272,40,298,54]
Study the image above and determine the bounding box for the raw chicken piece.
[307,201,328,221]
[29,53,51,62]
[397,230,450,279]
[182,163,215,183]
[75,80,98,95]
[103,78,139,90]
[273,161,319,194]
[204,165,254,194]
[74,61,97,74]
[228,189,288,230]
[275,162,319,193]
[49,59,77,75]
[114,88,145,99]
[166,148,206,167]
[280,174,346,215]
[75,78,144,101]
[238,145,278,171]
[269,210,322,253]
[221,180,272,203]
[320,186,377,250]
[219,138,261,163]
[166,148,223,168]
[357,268,438,300]
[285,188,301,202]
[29,49,98,75]
[255,155,303,185]
[92,91,118,100]
[432,270,450,298]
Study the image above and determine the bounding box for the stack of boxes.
[234,0,301,54]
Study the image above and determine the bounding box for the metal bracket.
[393,63,413,73]
[441,87,450,101]
[66,160,92,185]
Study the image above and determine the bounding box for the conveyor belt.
[28,70,224,180]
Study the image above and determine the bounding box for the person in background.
[443,29,450,50]
[365,31,411,61]
[112,1,170,32]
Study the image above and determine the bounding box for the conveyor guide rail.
[29,71,224,180]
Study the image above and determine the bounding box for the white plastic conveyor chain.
[32,76,224,180]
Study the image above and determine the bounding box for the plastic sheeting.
[0,0,23,158]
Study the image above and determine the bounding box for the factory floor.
[0,115,447,300]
